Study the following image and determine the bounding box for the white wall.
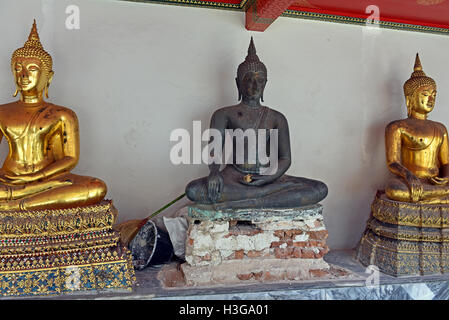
[1,0,449,249]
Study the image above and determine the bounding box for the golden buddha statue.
[385,54,449,204]
[0,20,134,297]
[0,20,106,210]
[356,54,449,276]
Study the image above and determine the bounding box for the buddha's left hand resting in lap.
[0,20,106,211]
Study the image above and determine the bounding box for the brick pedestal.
[181,204,331,286]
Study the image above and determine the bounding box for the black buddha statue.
[185,38,327,209]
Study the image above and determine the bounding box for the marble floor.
[11,249,449,300]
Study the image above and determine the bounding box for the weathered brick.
[285,230,303,239]
[227,228,263,237]
[313,246,330,258]
[308,230,328,240]
[274,229,304,240]
[234,250,244,259]
[274,248,284,258]
[247,250,263,258]
[300,249,315,259]
[262,271,278,281]
[270,240,292,248]
[292,247,301,258]
[270,241,282,248]
[274,247,294,259]
[293,241,309,247]
[253,271,264,280]
[237,273,252,280]
[292,240,327,248]
[307,240,326,247]
[274,230,285,239]
[224,250,245,260]
[262,250,272,258]
[309,269,330,277]
[237,271,265,281]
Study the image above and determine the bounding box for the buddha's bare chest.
[227,111,274,131]
[401,125,441,151]
[0,109,58,143]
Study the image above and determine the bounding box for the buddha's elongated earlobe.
[13,87,18,97]
[406,96,412,117]
[260,80,267,102]
[45,71,54,99]
[236,78,242,101]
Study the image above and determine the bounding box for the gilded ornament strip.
[0,229,112,245]
[371,193,449,228]
[0,200,117,237]
[0,259,130,275]
[0,239,119,257]
[121,0,245,11]
[282,10,449,36]
[367,218,449,242]
[361,230,449,254]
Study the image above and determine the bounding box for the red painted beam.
[246,0,296,31]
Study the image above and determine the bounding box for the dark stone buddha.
[185,38,327,209]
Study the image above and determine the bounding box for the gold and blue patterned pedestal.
[357,191,449,276]
[0,200,135,297]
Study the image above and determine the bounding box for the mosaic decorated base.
[356,191,449,276]
[0,201,135,297]
[357,229,449,276]
[371,191,449,228]
[0,256,134,296]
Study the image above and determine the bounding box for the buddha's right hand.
[405,171,423,202]
[430,176,449,186]
[207,172,224,203]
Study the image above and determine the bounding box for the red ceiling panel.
[289,0,449,28]
[122,0,449,33]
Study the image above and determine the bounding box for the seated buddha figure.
[185,38,328,209]
[385,54,449,204]
[0,20,106,211]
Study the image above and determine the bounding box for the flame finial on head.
[11,19,53,75]
[414,53,423,72]
[248,36,257,57]
[403,53,436,97]
[24,19,43,49]
[237,37,267,83]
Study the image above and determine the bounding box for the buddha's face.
[239,71,267,100]
[12,57,50,94]
[408,85,437,114]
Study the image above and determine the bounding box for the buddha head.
[403,54,436,117]
[236,37,267,102]
[11,20,53,101]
